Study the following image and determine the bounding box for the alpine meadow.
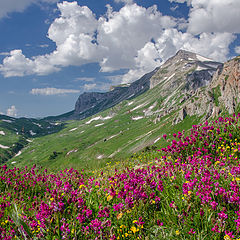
[1,0,240,239]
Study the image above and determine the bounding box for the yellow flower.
[224,235,232,240]
[117,212,123,220]
[79,184,85,189]
[176,230,180,235]
[130,226,139,233]
[133,220,138,224]
[107,195,113,201]
[50,198,54,201]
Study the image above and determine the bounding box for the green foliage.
[1,114,240,239]
[211,86,221,106]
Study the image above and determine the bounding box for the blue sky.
[0,0,239,118]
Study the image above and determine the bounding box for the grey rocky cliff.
[145,50,222,124]
[73,68,158,119]
[172,55,240,124]
[53,49,236,124]
[211,56,240,114]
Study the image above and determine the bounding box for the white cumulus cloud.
[0,50,59,77]
[169,0,240,34]
[7,105,17,117]
[83,83,97,91]
[0,1,238,83]
[30,87,80,95]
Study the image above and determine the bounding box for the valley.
[1,50,240,240]
[2,50,231,171]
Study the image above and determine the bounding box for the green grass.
[0,116,64,164]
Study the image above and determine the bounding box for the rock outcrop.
[73,68,158,119]
[211,56,240,114]
[172,55,240,123]
[53,50,240,124]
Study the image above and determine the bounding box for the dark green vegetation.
[0,115,64,164]
[7,80,202,172]
[1,114,240,239]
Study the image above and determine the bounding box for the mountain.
[211,55,240,113]
[0,115,64,163]
[171,54,240,124]
[53,50,221,121]
[58,68,158,120]
[8,49,237,170]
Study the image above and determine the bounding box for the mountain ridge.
[2,50,240,169]
[56,49,222,121]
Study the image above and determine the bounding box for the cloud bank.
[30,87,80,95]
[0,0,239,83]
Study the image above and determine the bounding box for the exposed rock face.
[56,49,239,124]
[150,49,221,90]
[211,56,240,114]
[172,56,240,123]
[147,50,222,124]
[73,68,158,119]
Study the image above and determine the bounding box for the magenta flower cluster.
[1,114,240,239]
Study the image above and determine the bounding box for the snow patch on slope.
[85,115,113,124]
[196,66,208,71]
[66,149,78,156]
[95,123,104,127]
[154,137,161,143]
[29,130,36,136]
[132,116,144,120]
[196,54,213,62]
[131,103,147,112]
[15,151,22,157]
[2,119,12,123]
[69,128,78,132]
[33,122,42,128]
[0,144,9,149]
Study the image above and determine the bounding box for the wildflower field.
[1,114,240,239]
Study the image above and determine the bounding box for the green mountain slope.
[6,50,239,171]
[11,84,200,171]
[0,115,64,163]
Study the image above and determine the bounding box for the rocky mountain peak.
[150,49,222,90]
[175,49,198,61]
[172,56,240,124]
[73,68,157,119]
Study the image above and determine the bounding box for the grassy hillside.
[1,114,240,239]
[0,115,64,163]
[11,82,201,171]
